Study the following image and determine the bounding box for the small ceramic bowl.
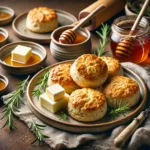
[125,0,150,21]
[0,74,9,96]
[0,28,8,47]
[0,6,15,25]
[50,25,91,61]
[0,41,47,75]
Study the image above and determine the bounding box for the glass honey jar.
[110,16,150,64]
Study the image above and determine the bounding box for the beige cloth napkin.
[2,62,150,150]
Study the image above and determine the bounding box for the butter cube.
[46,84,65,101]
[40,93,69,113]
[11,45,32,64]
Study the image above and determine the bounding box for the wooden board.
[27,60,147,133]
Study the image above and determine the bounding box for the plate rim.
[27,60,147,133]
[27,60,147,131]
[12,10,78,43]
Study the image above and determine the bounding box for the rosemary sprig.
[93,23,110,57]
[59,110,68,121]
[1,76,30,130]
[32,69,50,98]
[30,119,49,145]
[109,102,130,119]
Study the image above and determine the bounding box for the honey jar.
[110,16,150,64]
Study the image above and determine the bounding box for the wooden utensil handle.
[72,5,105,31]
[114,111,145,148]
[130,0,150,34]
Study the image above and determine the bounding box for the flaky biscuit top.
[101,56,121,75]
[103,76,139,98]
[75,54,107,80]
[28,7,57,22]
[69,88,106,111]
[50,63,77,86]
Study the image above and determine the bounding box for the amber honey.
[57,32,87,44]
[4,53,41,67]
[73,32,87,44]
[0,79,6,90]
[0,11,11,20]
[111,16,150,64]
[0,33,5,42]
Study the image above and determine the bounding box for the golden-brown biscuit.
[103,76,140,108]
[68,88,107,122]
[26,7,58,33]
[48,63,80,94]
[70,54,108,88]
[100,56,123,78]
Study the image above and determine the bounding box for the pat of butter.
[11,45,32,64]
[46,84,65,101]
[40,92,69,113]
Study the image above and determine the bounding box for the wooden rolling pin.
[78,0,126,31]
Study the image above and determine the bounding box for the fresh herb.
[93,23,110,57]
[127,0,150,17]
[1,76,30,130]
[32,69,50,98]
[30,119,49,145]
[109,102,130,119]
[59,110,68,121]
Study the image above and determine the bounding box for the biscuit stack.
[47,54,140,122]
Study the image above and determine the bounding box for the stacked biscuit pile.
[44,54,140,122]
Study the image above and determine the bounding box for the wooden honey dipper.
[59,5,105,44]
[115,0,150,60]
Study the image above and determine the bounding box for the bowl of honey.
[0,6,15,25]
[50,25,91,61]
[0,28,8,47]
[0,74,9,96]
[0,41,47,75]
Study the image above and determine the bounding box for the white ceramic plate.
[27,60,147,133]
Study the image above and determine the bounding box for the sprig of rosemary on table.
[32,69,50,98]
[93,23,110,57]
[1,76,30,130]
[30,119,49,145]
[109,102,130,119]
[59,110,68,121]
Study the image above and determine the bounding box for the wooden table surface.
[1,1,149,150]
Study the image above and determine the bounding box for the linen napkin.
[2,62,150,150]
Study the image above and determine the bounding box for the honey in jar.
[110,16,150,64]
[0,79,6,90]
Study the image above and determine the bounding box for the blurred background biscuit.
[26,7,58,33]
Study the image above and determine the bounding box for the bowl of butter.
[0,41,47,75]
